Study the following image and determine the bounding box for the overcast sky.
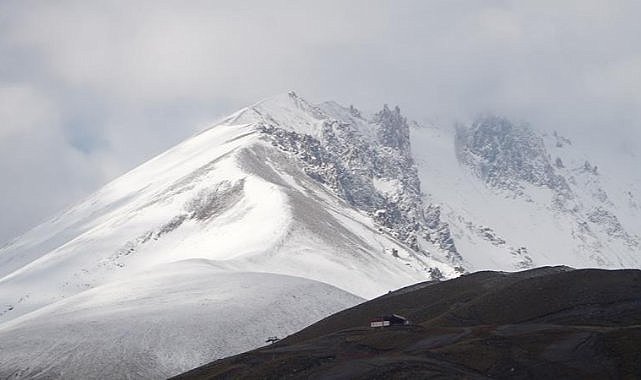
[1,0,640,244]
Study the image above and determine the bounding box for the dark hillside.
[174,267,641,379]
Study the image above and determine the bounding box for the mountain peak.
[220,91,327,136]
[1,92,640,378]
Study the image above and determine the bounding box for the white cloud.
[477,8,522,43]
[4,1,375,104]
[0,85,107,243]
[0,0,640,243]
[0,85,56,139]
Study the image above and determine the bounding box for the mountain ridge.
[0,91,639,378]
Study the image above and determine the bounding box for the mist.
[1,0,640,244]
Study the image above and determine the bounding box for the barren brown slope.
[173,267,641,380]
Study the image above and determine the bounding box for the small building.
[370,314,409,328]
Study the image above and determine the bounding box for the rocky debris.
[186,180,245,221]
[588,207,639,248]
[348,105,362,118]
[552,130,572,148]
[462,219,534,270]
[583,161,599,175]
[627,191,639,210]
[156,215,188,238]
[554,157,565,169]
[422,205,458,261]
[107,180,246,269]
[477,225,507,246]
[511,246,534,269]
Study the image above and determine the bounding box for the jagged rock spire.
[374,105,411,154]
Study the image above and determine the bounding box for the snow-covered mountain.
[413,115,640,270]
[0,91,639,378]
[0,92,459,378]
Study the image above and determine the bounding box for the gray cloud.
[1,0,640,244]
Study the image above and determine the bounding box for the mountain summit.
[0,92,639,378]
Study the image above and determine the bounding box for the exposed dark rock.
[455,115,571,202]
[186,180,245,221]
[258,104,461,264]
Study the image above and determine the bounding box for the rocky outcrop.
[455,115,571,201]
[253,97,461,267]
[455,114,639,265]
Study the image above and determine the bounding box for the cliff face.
[455,115,570,198]
[441,114,640,269]
[255,94,461,264]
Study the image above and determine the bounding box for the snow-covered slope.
[412,116,640,271]
[0,260,361,379]
[0,91,639,378]
[0,96,457,322]
[0,92,461,378]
